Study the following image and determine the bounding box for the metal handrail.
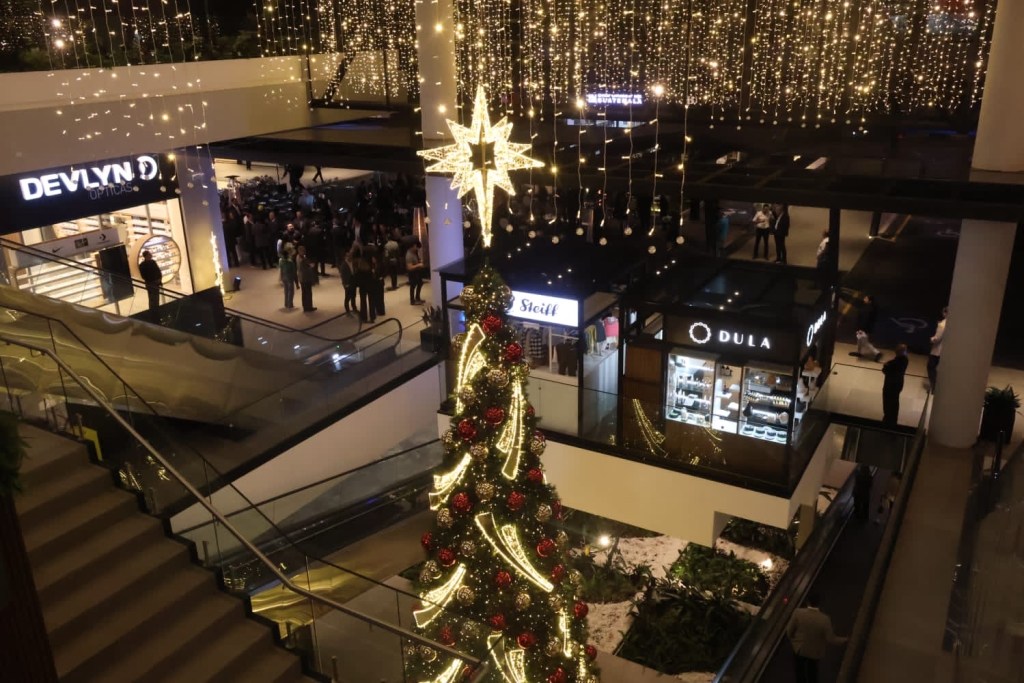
[0,333,486,676]
[0,236,405,343]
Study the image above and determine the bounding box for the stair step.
[33,511,164,602]
[226,643,309,683]
[16,463,112,527]
[60,568,240,682]
[21,487,139,566]
[44,532,188,648]
[18,431,87,489]
[155,616,274,683]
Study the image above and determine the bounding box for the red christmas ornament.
[485,406,506,425]
[533,429,546,442]
[585,644,598,661]
[457,419,477,441]
[452,492,473,514]
[504,342,524,363]
[552,500,563,520]
[526,467,544,484]
[536,538,556,558]
[495,570,513,589]
[506,491,526,512]
[488,614,507,631]
[546,667,567,683]
[482,314,503,334]
[526,404,535,417]
[437,548,457,567]
[516,631,537,649]
[551,564,566,583]
[420,532,433,551]
[573,601,590,619]
[439,625,455,645]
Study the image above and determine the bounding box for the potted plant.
[980,385,1020,443]
[419,304,449,353]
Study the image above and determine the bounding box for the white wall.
[171,365,443,532]
[0,57,363,176]
[435,413,834,546]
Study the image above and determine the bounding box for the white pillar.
[174,147,226,293]
[973,0,1024,172]
[929,221,1015,447]
[415,0,464,304]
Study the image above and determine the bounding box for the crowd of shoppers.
[220,171,428,321]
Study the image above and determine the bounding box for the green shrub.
[617,584,751,673]
[570,551,652,603]
[669,544,769,605]
[720,517,796,560]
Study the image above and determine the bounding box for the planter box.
[979,404,1015,443]
[420,329,449,354]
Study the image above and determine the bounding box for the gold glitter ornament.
[535,504,553,522]
[545,639,561,657]
[442,429,457,448]
[460,540,477,557]
[530,437,546,456]
[514,592,532,610]
[404,645,418,659]
[488,368,510,387]
[470,443,489,461]
[458,386,478,405]
[419,560,441,583]
[420,645,438,662]
[456,586,476,605]
[437,508,454,528]
[460,620,480,640]
[475,482,496,501]
[556,530,570,546]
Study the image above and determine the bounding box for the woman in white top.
[927,307,947,391]
[752,203,772,260]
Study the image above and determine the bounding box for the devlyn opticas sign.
[0,153,178,234]
[18,155,162,201]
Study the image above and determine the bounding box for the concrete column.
[415,0,464,304]
[929,221,1015,447]
[173,147,226,293]
[973,0,1024,172]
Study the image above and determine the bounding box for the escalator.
[0,244,439,513]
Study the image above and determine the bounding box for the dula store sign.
[689,321,772,350]
[0,153,178,234]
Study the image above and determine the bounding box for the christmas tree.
[407,266,598,683]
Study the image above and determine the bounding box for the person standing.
[278,246,298,310]
[752,203,772,259]
[853,464,874,521]
[296,245,318,312]
[928,307,947,391]
[788,593,847,683]
[882,344,909,426]
[714,208,731,258]
[138,250,162,322]
[855,294,882,362]
[406,240,426,305]
[354,254,376,323]
[306,221,328,276]
[339,250,357,314]
[383,231,401,290]
[251,213,272,269]
[222,209,241,268]
[772,203,790,264]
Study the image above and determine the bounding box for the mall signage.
[585,93,644,106]
[805,310,828,347]
[0,153,178,234]
[507,290,579,328]
[665,313,794,361]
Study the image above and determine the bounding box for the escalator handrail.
[0,236,405,344]
[174,437,442,536]
[0,334,486,674]
[0,305,427,605]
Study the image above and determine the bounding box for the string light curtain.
[451,0,994,123]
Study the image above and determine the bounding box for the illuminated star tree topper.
[418,86,544,248]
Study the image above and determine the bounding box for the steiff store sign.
[0,154,178,233]
[508,290,579,327]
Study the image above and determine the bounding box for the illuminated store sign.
[0,153,178,234]
[508,290,579,327]
[19,155,161,201]
[688,321,772,350]
[805,311,828,347]
[585,93,644,106]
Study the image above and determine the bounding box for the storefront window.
[665,351,714,427]
[739,364,795,444]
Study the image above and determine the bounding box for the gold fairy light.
[418,86,543,248]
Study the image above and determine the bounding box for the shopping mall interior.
[0,0,1022,681]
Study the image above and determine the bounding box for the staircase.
[14,425,318,683]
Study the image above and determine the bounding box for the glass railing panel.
[813,362,929,427]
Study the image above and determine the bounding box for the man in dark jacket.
[882,344,909,426]
[138,250,162,322]
[772,203,790,264]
